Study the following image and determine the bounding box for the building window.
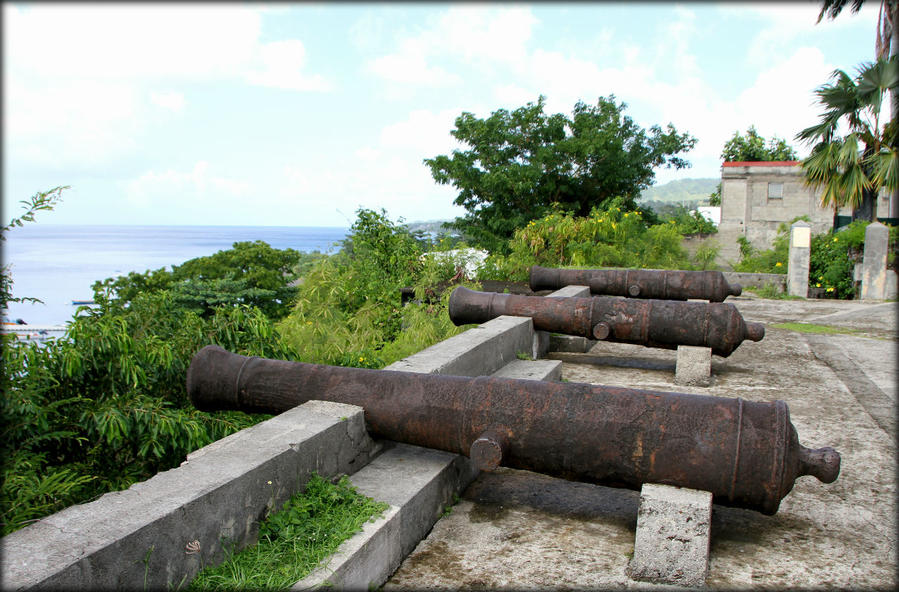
[767,182,783,200]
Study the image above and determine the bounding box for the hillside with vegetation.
[637,177,718,208]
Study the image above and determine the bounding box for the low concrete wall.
[722,271,786,291]
[1,401,377,591]
[385,315,535,375]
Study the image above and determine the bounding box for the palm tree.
[817,0,898,216]
[796,57,898,221]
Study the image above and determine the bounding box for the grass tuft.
[187,474,387,591]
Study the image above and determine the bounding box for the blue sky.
[2,2,883,227]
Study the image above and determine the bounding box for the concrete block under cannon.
[529,265,743,302]
[187,345,840,516]
[448,286,765,357]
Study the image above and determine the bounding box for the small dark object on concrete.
[187,345,840,515]
[529,265,743,302]
[448,286,765,357]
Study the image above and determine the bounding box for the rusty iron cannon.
[449,286,764,357]
[529,265,743,302]
[188,345,839,515]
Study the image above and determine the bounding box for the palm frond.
[866,148,899,191]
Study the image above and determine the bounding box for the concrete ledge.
[292,443,478,590]
[384,315,534,376]
[675,345,713,386]
[628,483,713,588]
[492,359,562,381]
[1,401,377,591]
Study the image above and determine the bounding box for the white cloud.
[125,162,250,208]
[736,2,881,66]
[4,4,261,81]
[150,91,186,113]
[4,77,141,168]
[378,108,465,155]
[245,40,333,92]
[4,4,332,169]
[367,48,462,87]
[364,5,537,87]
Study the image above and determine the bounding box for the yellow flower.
[833,237,838,242]
[826,287,835,292]
[815,283,821,287]
[775,262,782,267]
[359,356,365,362]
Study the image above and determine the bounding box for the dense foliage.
[1,295,293,535]
[277,208,476,368]
[478,199,719,282]
[92,240,304,321]
[733,218,897,298]
[721,126,798,162]
[425,95,696,252]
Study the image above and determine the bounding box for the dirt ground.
[384,295,897,590]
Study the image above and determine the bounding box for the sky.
[2,1,884,227]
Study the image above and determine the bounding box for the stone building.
[716,160,893,265]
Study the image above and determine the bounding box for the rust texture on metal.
[448,286,765,357]
[529,265,743,302]
[187,345,840,515]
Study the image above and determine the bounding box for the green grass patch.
[187,474,387,591]
[770,322,860,335]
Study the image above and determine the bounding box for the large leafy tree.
[796,57,898,221]
[92,240,303,320]
[721,126,798,162]
[425,96,696,252]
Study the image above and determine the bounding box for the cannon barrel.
[188,345,840,515]
[529,265,743,302]
[449,286,764,357]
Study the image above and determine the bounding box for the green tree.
[721,126,798,162]
[425,96,696,252]
[92,240,303,320]
[796,57,898,221]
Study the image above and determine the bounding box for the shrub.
[476,199,700,282]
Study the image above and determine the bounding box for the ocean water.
[2,225,347,327]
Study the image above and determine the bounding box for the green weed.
[187,474,387,591]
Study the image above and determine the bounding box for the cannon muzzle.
[529,265,743,302]
[449,286,764,357]
[187,345,839,515]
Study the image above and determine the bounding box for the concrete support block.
[492,359,562,381]
[385,315,533,376]
[536,285,591,357]
[861,222,889,300]
[628,483,713,588]
[788,221,811,298]
[675,345,712,386]
[1,401,377,591]
[545,284,592,298]
[292,443,478,591]
[549,334,595,353]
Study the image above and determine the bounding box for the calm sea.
[2,225,347,327]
